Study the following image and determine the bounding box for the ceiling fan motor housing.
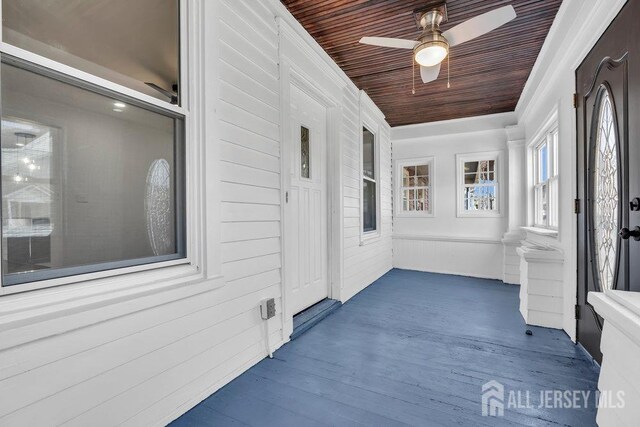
[414,9,449,67]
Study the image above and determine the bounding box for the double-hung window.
[456,152,502,217]
[534,128,559,228]
[0,1,186,287]
[396,158,434,216]
[362,126,377,233]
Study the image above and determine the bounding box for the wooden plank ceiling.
[280,0,563,126]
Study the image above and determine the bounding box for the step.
[291,298,342,340]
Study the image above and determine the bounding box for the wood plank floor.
[170,269,600,426]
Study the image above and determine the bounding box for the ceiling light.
[28,163,37,170]
[414,40,449,67]
[23,157,30,164]
[113,102,126,108]
[113,108,124,113]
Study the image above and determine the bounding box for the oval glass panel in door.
[593,89,619,290]
[145,159,174,256]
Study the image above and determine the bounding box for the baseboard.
[392,266,502,282]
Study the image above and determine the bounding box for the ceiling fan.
[359,4,517,85]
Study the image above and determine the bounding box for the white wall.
[0,0,392,425]
[514,0,627,338]
[391,113,514,280]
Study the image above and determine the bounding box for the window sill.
[456,211,503,218]
[395,212,434,218]
[522,226,558,238]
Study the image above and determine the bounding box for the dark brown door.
[576,0,640,363]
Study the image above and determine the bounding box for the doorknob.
[619,226,640,241]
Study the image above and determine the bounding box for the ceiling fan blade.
[442,5,516,47]
[359,37,418,49]
[420,64,441,84]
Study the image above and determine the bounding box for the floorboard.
[170,269,600,426]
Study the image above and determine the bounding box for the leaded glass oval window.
[145,159,173,256]
[592,89,619,291]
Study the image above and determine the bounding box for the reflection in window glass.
[1,62,184,285]
[301,126,310,179]
[400,161,432,214]
[534,128,558,228]
[363,128,375,179]
[462,159,498,212]
[363,180,376,232]
[362,127,377,232]
[2,0,180,103]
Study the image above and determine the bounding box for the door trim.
[279,58,343,341]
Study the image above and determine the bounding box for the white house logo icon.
[482,380,505,417]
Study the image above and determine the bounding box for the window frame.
[455,151,503,218]
[360,120,380,238]
[0,0,195,293]
[395,157,435,217]
[532,126,559,230]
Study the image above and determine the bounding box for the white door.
[288,85,328,314]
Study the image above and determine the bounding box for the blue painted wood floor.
[171,269,600,426]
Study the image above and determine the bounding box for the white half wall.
[391,113,515,280]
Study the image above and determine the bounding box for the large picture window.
[362,126,377,233]
[0,1,185,287]
[456,152,502,217]
[534,127,559,229]
[396,158,434,216]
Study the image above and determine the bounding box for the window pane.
[403,166,416,177]
[415,175,429,186]
[549,179,559,228]
[464,161,479,175]
[463,185,497,211]
[552,131,559,176]
[363,179,376,231]
[2,0,180,103]
[402,167,411,186]
[363,127,375,179]
[301,126,310,179]
[1,62,184,285]
[416,164,428,176]
[464,160,495,184]
[539,143,549,182]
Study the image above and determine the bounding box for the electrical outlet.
[260,298,276,320]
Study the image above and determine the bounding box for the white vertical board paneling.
[0,0,394,425]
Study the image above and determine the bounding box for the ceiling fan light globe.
[414,42,448,67]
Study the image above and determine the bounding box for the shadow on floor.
[171,269,600,426]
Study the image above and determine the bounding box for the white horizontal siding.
[341,90,393,301]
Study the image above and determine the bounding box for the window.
[456,152,502,217]
[0,1,186,287]
[300,126,310,179]
[396,158,434,216]
[362,127,377,233]
[534,127,559,229]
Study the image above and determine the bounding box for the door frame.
[278,57,343,340]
